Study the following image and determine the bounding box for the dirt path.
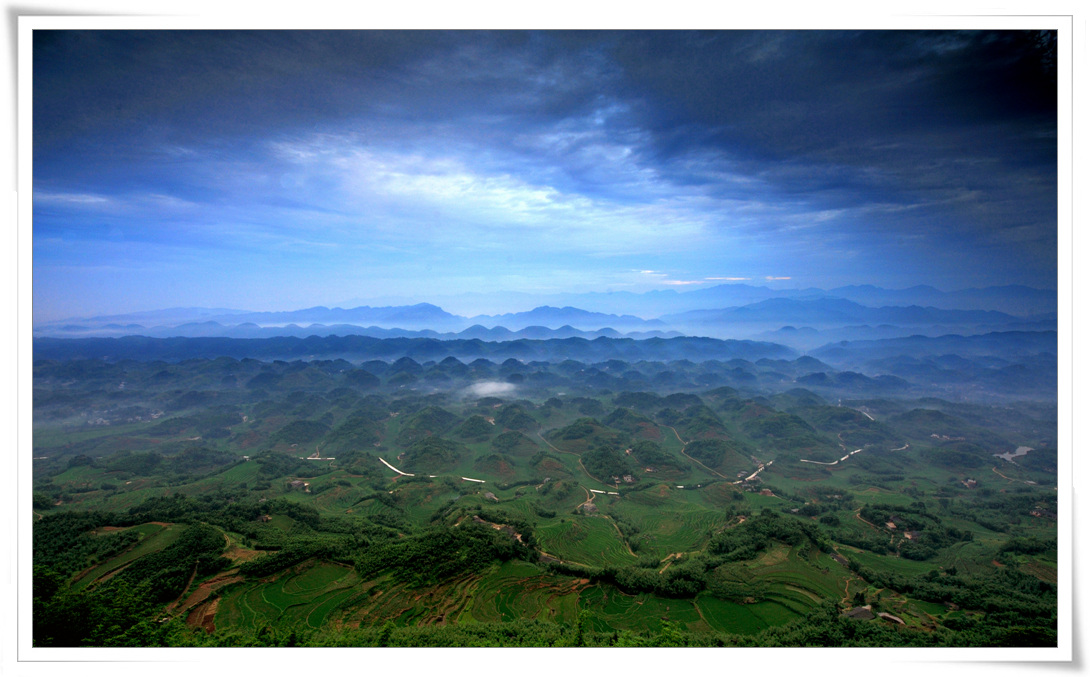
[572,485,635,557]
[853,509,884,534]
[658,553,685,574]
[167,562,200,611]
[991,466,1036,485]
[991,466,1014,482]
[535,548,591,569]
[537,430,610,486]
[666,426,732,480]
[605,516,636,558]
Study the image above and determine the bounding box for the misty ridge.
[34,283,1056,351]
[32,282,1058,405]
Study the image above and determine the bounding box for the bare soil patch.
[172,573,243,615]
[186,598,219,633]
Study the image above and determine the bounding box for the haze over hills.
[336,283,1058,319]
[34,284,1057,350]
[32,283,1060,405]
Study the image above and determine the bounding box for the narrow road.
[666,426,732,480]
[991,466,1037,486]
[537,429,609,486]
[606,516,637,558]
[378,457,414,476]
[168,561,200,612]
[854,509,884,534]
[800,448,863,466]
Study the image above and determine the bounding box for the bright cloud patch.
[465,381,518,399]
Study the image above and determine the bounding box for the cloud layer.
[33,30,1058,320]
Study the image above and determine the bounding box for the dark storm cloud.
[34,31,612,149]
[590,30,1057,272]
[32,29,1058,319]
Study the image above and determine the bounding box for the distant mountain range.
[660,296,1043,326]
[40,321,684,342]
[338,283,1057,318]
[34,284,1057,345]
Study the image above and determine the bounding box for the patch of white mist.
[464,381,517,399]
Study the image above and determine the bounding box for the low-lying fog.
[464,381,518,399]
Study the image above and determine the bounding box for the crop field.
[848,548,940,577]
[345,496,404,523]
[535,516,636,568]
[333,571,480,627]
[762,544,849,597]
[34,420,159,448]
[695,593,777,634]
[71,522,183,590]
[464,561,585,624]
[306,485,370,512]
[933,540,999,576]
[205,460,262,485]
[216,560,361,631]
[605,496,721,558]
[48,464,110,486]
[579,584,707,634]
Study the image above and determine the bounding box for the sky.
[31,29,1059,322]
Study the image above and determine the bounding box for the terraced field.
[464,560,586,624]
[606,488,724,558]
[535,516,637,568]
[337,571,480,627]
[579,584,706,634]
[216,560,361,631]
[71,522,185,590]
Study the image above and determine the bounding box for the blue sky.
[32,30,1058,321]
